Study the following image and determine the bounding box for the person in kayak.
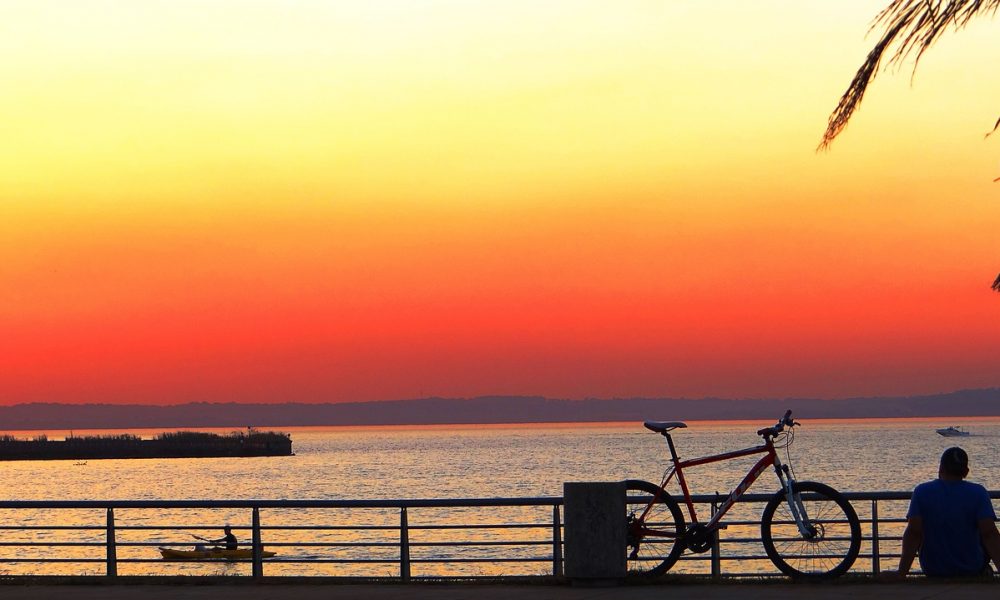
[209,525,238,550]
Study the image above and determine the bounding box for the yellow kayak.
[159,547,276,560]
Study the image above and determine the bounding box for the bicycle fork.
[774,460,817,539]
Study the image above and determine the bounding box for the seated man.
[897,447,1000,577]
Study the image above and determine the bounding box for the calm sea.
[1,417,998,576]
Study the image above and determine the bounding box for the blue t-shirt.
[907,479,997,577]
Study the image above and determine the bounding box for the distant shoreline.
[3,414,1000,438]
[0,388,997,431]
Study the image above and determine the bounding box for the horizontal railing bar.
[30,557,567,565]
[119,559,255,563]
[0,542,109,547]
[765,535,858,542]
[102,526,251,531]
[149,543,390,549]
[2,558,566,569]
[116,525,399,531]
[108,523,554,532]
[408,558,552,564]
[411,541,550,547]
[631,491,997,503]
[240,541,545,548]
[207,558,558,565]
[0,526,106,531]
[128,559,406,565]
[243,525,400,531]
[163,558,395,564]
[0,558,107,563]
[4,489,989,510]
[0,498,563,509]
[0,540,552,549]
[409,524,552,530]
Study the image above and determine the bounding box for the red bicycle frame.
[641,434,781,536]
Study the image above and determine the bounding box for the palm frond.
[992,272,1000,292]
[820,0,1000,149]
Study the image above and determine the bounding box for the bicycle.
[624,410,861,579]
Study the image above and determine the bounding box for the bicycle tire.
[624,479,685,577]
[760,481,861,579]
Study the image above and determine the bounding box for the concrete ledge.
[0,581,997,600]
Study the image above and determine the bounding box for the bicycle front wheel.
[760,481,861,579]
[624,479,685,577]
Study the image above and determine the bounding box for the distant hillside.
[0,388,998,430]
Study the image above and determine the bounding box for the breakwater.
[0,430,292,460]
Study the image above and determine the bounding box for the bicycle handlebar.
[756,409,798,438]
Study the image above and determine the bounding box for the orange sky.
[2,1,998,405]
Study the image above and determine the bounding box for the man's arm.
[978,518,1000,573]
[897,516,923,576]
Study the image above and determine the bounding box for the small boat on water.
[159,547,276,560]
[936,426,970,437]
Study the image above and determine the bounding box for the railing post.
[400,507,411,582]
[710,497,721,577]
[871,499,880,575]
[106,507,117,578]
[252,507,263,579]
[552,505,563,576]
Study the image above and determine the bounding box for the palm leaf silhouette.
[821,1,1000,293]
[821,0,1000,149]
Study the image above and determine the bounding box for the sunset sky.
[2,1,998,405]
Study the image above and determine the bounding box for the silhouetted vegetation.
[0,430,292,461]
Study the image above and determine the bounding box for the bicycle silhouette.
[625,411,861,578]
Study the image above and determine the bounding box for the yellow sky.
[4,1,998,202]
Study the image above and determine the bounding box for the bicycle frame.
[641,432,795,537]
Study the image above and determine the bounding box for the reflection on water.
[0,418,998,576]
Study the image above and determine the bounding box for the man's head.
[939,446,969,480]
[224,525,232,534]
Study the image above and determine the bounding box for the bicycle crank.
[683,524,716,554]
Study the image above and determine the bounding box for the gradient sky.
[2,1,998,405]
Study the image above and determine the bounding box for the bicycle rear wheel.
[760,481,861,579]
[624,479,685,577]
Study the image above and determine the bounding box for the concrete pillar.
[563,482,625,582]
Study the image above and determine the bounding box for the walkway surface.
[1,582,998,600]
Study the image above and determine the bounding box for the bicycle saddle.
[643,421,687,434]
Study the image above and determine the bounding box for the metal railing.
[0,491,995,579]
[0,498,563,579]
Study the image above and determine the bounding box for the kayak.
[159,547,276,560]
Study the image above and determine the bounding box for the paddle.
[189,533,211,542]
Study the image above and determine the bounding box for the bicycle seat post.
[662,431,681,464]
